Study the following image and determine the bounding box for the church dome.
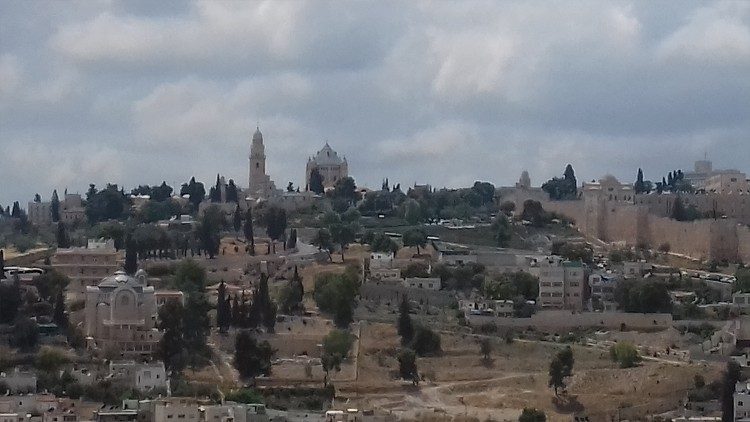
[97,271,145,289]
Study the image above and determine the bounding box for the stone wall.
[467,310,673,330]
[542,198,745,262]
[739,225,750,264]
[360,282,456,307]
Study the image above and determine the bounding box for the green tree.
[262,206,287,254]
[35,347,70,372]
[51,190,60,222]
[13,317,39,352]
[279,267,304,314]
[31,270,69,302]
[471,181,496,205]
[520,200,548,227]
[323,329,354,359]
[56,223,70,248]
[244,208,255,255]
[403,199,422,225]
[197,206,223,258]
[286,228,297,249]
[180,177,205,211]
[53,290,67,330]
[124,235,138,275]
[330,222,356,260]
[410,325,441,356]
[233,205,242,233]
[564,164,577,196]
[492,215,512,247]
[85,184,129,223]
[634,168,645,194]
[332,177,358,205]
[557,346,574,377]
[308,168,325,194]
[397,348,419,385]
[0,276,22,324]
[226,179,239,203]
[370,232,398,254]
[548,355,565,396]
[519,408,546,422]
[314,269,359,328]
[234,330,274,384]
[671,195,687,221]
[480,338,493,361]
[172,259,207,294]
[312,228,335,259]
[609,342,641,368]
[397,295,414,345]
[321,350,342,386]
[158,299,187,374]
[735,268,750,293]
[255,273,277,333]
[216,281,230,333]
[402,228,427,255]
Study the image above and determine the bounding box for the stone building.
[27,193,86,226]
[27,201,52,226]
[684,159,749,192]
[705,170,749,193]
[305,143,348,190]
[247,127,277,199]
[60,194,86,225]
[83,270,161,357]
[108,361,168,392]
[52,239,121,297]
[536,257,585,311]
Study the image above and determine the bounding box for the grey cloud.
[0,1,748,207]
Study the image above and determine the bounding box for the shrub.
[519,407,546,422]
[225,388,264,404]
[610,342,641,368]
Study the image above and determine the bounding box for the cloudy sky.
[1,1,749,207]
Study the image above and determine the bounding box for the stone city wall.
[541,197,745,262]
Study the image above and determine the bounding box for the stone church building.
[306,143,348,190]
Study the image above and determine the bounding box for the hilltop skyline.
[1,1,749,206]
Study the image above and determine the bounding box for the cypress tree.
[53,290,67,330]
[397,295,414,345]
[231,295,241,327]
[243,208,255,255]
[56,223,70,248]
[217,281,229,333]
[51,190,60,222]
[124,235,138,275]
[233,205,242,233]
[563,164,577,197]
[671,196,686,221]
[634,168,644,194]
[11,202,21,218]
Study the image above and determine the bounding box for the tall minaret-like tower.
[249,126,266,193]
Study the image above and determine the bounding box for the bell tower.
[249,126,266,192]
